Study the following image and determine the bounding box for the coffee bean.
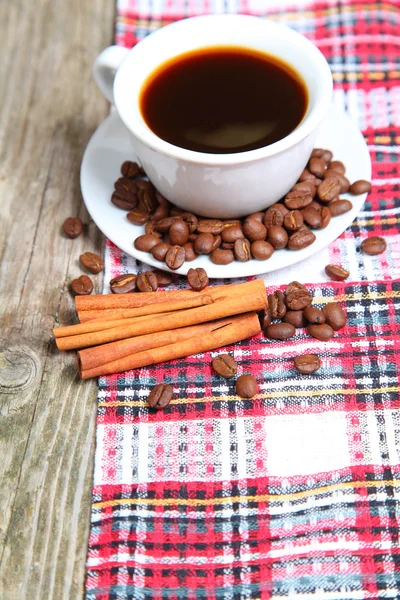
[187,267,209,291]
[322,302,347,331]
[152,193,170,221]
[283,210,303,232]
[287,228,316,250]
[269,203,289,217]
[309,157,326,178]
[212,354,237,378]
[312,148,333,163]
[268,290,286,319]
[151,242,171,262]
[170,207,184,216]
[63,217,83,238]
[210,249,234,265]
[325,264,350,281]
[309,201,322,213]
[144,221,162,237]
[183,242,198,262]
[320,206,331,229]
[127,209,149,225]
[301,206,322,229]
[112,192,137,211]
[317,177,341,202]
[154,270,173,287]
[165,245,185,270]
[109,273,137,294]
[303,306,326,324]
[134,234,161,252]
[284,189,313,210]
[234,238,252,261]
[349,179,371,195]
[79,252,105,274]
[222,242,234,249]
[197,219,223,234]
[361,236,386,255]
[248,212,265,223]
[243,218,267,242]
[71,275,93,296]
[154,216,178,232]
[264,206,284,228]
[265,322,295,340]
[307,323,335,341]
[137,271,158,292]
[328,199,353,216]
[188,233,197,243]
[285,282,312,310]
[293,181,317,198]
[267,226,288,249]
[324,170,350,193]
[169,219,189,246]
[211,234,222,252]
[194,232,215,255]
[180,212,198,233]
[299,168,318,183]
[235,374,258,398]
[148,383,173,409]
[283,310,307,328]
[221,223,244,243]
[329,160,345,174]
[138,188,158,214]
[120,160,140,178]
[260,308,272,329]
[115,176,138,195]
[251,240,274,260]
[294,354,321,374]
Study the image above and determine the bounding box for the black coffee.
[140,46,307,154]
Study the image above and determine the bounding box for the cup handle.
[92,45,130,104]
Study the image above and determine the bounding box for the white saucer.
[80,104,371,278]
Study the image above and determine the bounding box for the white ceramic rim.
[113,14,333,166]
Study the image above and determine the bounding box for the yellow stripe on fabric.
[355,217,400,226]
[93,478,400,508]
[99,386,400,408]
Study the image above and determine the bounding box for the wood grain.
[0,0,114,597]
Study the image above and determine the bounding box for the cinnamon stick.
[54,295,213,338]
[78,316,236,372]
[75,281,258,316]
[56,281,266,351]
[79,312,261,379]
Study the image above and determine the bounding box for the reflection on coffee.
[140,46,308,154]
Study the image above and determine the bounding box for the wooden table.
[0,2,114,597]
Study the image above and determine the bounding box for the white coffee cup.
[93,14,332,218]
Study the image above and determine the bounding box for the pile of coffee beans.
[260,281,347,373]
[111,151,371,270]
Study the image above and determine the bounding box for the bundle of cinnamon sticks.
[54,280,267,379]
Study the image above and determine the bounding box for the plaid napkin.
[86,2,400,598]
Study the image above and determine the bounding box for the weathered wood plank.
[0,0,114,597]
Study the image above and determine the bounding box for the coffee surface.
[140,46,307,154]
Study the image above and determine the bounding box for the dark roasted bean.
[317,177,341,202]
[165,245,185,270]
[152,194,170,221]
[147,383,173,409]
[324,170,350,193]
[293,181,317,198]
[151,242,171,262]
[322,303,347,331]
[212,354,237,378]
[268,290,286,319]
[211,234,222,252]
[287,228,316,250]
[236,375,258,398]
[183,242,198,262]
[221,223,244,243]
[71,275,93,295]
[79,252,105,274]
[260,308,272,329]
[112,191,137,211]
[121,160,140,178]
[109,273,137,294]
[63,217,83,238]
[299,168,318,183]
[251,240,274,260]
[283,210,303,232]
[267,226,288,249]
[243,218,267,242]
[265,322,295,340]
[134,234,160,252]
[307,323,335,341]
[309,157,326,178]
[264,206,284,228]
[294,354,321,374]
[137,271,158,292]
[187,267,209,291]
[325,264,350,281]
[329,160,345,174]
[210,249,234,265]
[284,189,313,210]
[301,206,322,229]
[138,188,158,214]
[154,270,173,287]
[145,221,162,237]
[234,238,252,261]
[248,212,265,223]
[194,232,215,255]
[222,242,235,249]
[303,306,326,324]
[127,209,149,225]
[285,282,312,310]
[197,219,223,234]
[115,176,138,194]
[154,216,178,232]
[328,199,353,216]
[180,212,198,233]
[283,310,307,328]
[320,206,331,229]
[269,203,289,217]
[169,219,189,246]
[360,236,386,255]
[349,179,371,195]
